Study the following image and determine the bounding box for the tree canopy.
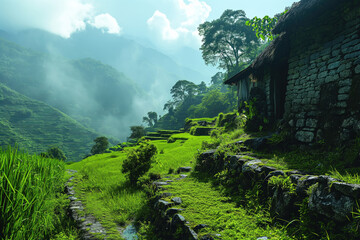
[198,9,260,75]
[91,136,109,155]
[143,111,158,127]
[245,10,288,41]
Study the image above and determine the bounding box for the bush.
[122,142,157,185]
[42,147,67,161]
[167,137,176,143]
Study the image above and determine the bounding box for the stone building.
[225,0,360,144]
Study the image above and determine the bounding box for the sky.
[0,0,297,50]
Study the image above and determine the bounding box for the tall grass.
[0,146,66,239]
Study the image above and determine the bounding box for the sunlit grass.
[163,175,293,240]
[0,146,77,239]
[68,133,210,239]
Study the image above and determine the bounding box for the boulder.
[244,137,270,151]
[171,197,182,205]
[308,181,354,222]
[166,208,184,217]
[194,224,208,232]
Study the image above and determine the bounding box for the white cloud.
[178,0,211,28]
[0,0,121,38]
[147,10,179,40]
[89,13,122,34]
[147,0,211,45]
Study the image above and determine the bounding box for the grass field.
[68,133,210,239]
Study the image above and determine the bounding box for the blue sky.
[0,0,297,50]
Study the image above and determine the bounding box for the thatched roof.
[224,33,289,85]
[224,67,252,85]
[273,0,346,34]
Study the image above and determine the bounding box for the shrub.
[44,147,67,161]
[167,137,176,143]
[122,142,157,185]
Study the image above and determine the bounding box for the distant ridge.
[0,82,100,161]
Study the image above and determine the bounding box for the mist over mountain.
[0,82,100,161]
[0,28,213,112]
[0,37,145,140]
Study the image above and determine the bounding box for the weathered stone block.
[328,61,341,70]
[295,131,315,143]
[338,86,351,94]
[318,71,328,78]
[340,69,352,78]
[306,119,318,128]
[309,181,354,222]
[296,119,305,128]
[355,64,360,74]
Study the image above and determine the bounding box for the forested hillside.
[0,37,141,139]
[0,82,99,161]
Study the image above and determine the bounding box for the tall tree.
[198,9,260,75]
[142,111,158,127]
[129,126,146,139]
[170,80,198,103]
[198,81,208,94]
[91,136,109,155]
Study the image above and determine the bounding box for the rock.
[265,170,285,181]
[200,149,217,159]
[331,182,360,199]
[166,208,184,217]
[153,181,169,186]
[308,181,354,222]
[171,197,182,205]
[179,174,188,179]
[194,224,208,232]
[161,192,173,198]
[177,167,192,173]
[244,137,270,151]
[257,237,270,240]
[171,214,186,226]
[242,160,262,173]
[296,175,319,195]
[185,225,198,240]
[155,200,174,211]
[260,165,277,176]
[153,181,169,190]
[270,187,296,219]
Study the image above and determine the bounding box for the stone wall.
[198,148,360,226]
[284,2,360,143]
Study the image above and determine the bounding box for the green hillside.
[0,82,99,161]
[0,37,141,139]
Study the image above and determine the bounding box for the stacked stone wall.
[284,3,360,143]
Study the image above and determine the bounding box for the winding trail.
[65,170,108,240]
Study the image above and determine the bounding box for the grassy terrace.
[68,133,211,239]
[67,123,360,239]
[162,174,292,239]
[68,132,293,239]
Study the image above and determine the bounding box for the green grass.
[0,146,78,239]
[68,133,209,239]
[161,175,292,240]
